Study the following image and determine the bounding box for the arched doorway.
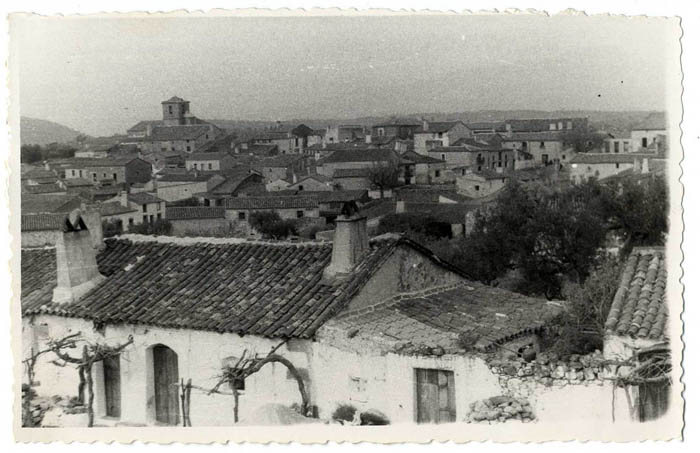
[152,345,180,425]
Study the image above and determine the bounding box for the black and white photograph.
[7,7,684,443]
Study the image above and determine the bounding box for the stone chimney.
[146,123,153,137]
[422,118,429,132]
[52,210,105,304]
[323,202,369,282]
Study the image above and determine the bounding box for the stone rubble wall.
[480,350,640,425]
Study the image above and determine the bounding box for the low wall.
[485,352,641,424]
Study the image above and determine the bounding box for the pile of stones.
[22,385,59,427]
[465,395,535,424]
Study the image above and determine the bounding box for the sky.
[12,13,680,136]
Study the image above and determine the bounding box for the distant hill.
[20,117,84,146]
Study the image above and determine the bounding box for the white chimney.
[119,190,128,207]
[323,203,369,283]
[79,202,105,249]
[146,123,153,137]
[422,118,429,132]
[52,210,105,304]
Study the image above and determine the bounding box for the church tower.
[161,96,191,126]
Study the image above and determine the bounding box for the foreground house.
[22,207,577,426]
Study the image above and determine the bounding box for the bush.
[360,410,390,425]
[129,219,173,236]
[377,213,452,240]
[102,219,123,238]
[331,404,357,423]
[250,211,297,239]
[541,256,622,356]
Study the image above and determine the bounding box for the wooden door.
[153,345,180,425]
[415,368,456,424]
[103,355,121,418]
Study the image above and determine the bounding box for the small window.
[71,170,76,177]
[642,137,648,148]
[297,210,304,218]
[435,170,441,177]
[142,215,148,223]
[157,203,161,211]
[441,153,446,160]
[616,163,620,169]
[208,163,212,170]
[149,215,154,223]
[193,163,198,170]
[113,173,117,180]
[614,142,620,153]
[186,146,191,152]
[238,212,246,220]
[128,218,134,226]
[540,141,545,148]
[461,169,466,176]
[475,185,480,191]
[157,213,161,220]
[142,205,147,213]
[298,185,304,191]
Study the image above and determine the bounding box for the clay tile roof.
[99,202,138,216]
[127,192,165,205]
[416,121,464,134]
[21,235,414,339]
[150,125,211,141]
[163,96,186,103]
[21,213,67,232]
[401,150,445,164]
[321,149,396,164]
[605,247,667,340]
[166,207,226,220]
[569,153,654,165]
[322,282,564,353]
[185,152,232,161]
[224,195,318,210]
[22,183,65,195]
[63,178,94,187]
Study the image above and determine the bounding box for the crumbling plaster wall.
[309,338,502,424]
